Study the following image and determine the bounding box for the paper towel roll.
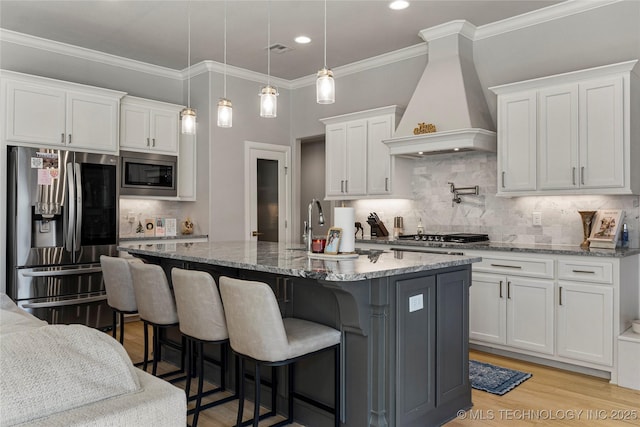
[334,207,355,253]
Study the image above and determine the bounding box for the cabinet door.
[345,119,367,196]
[469,272,506,345]
[498,91,537,192]
[325,123,347,197]
[367,115,393,195]
[579,77,624,189]
[506,277,555,355]
[120,103,151,151]
[538,85,578,190]
[557,281,613,365]
[5,81,66,146]
[66,92,119,153]
[150,109,179,155]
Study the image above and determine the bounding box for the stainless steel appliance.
[398,233,489,243]
[120,150,177,197]
[7,146,119,329]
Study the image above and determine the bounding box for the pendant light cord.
[223,0,227,98]
[267,0,271,86]
[323,0,327,69]
[187,0,191,108]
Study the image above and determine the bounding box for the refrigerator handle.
[22,294,107,309]
[74,163,83,252]
[65,162,75,252]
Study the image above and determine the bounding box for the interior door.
[245,142,290,243]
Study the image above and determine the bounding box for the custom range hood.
[384,20,496,157]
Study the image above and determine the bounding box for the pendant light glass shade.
[316,68,335,104]
[181,107,197,134]
[217,98,233,128]
[260,85,278,118]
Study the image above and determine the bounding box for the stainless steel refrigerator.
[7,146,119,329]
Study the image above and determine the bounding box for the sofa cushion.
[0,293,47,335]
[0,325,141,426]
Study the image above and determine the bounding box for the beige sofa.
[0,293,186,426]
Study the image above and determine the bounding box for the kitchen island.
[119,241,481,427]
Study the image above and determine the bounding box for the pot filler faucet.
[306,199,325,252]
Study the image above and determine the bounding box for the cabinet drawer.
[557,260,613,284]
[472,255,554,279]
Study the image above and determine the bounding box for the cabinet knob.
[251,231,263,237]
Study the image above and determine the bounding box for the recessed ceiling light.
[389,1,409,10]
[295,35,311,44]
[418,151,424,155]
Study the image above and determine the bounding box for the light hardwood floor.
[120,320,640,426]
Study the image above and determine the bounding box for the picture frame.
[588,209,623,249]
[324,227,342,254]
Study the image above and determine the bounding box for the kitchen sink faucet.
[306,199,325,252]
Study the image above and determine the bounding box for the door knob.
[252,231,263,237]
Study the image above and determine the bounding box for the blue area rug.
[469,360,532,395]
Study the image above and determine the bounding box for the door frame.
[244,141,291,243]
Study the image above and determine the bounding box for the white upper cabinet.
[1,70,124,154]
[491,60,638,196]
[321,105,411,200]
[120,96,182,155]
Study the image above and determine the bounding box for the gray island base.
[119,241,481,427]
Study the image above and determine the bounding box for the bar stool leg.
[287,364,294,424]
[192,341,205,427]
[185,338,193,400]
[119,312,125,345]
[142,321,150,372]
[236,357,245,427]
[111,311,117,340]
[152,325,160,376]
[221,343,228,390]
[271,366,277,417]
[253,363,260,427]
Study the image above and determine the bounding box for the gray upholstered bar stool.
[99,255,143,346]
[219,276,341,427]
[130,262,185,378]
[172,268,237,427]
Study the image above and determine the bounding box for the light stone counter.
[117,240,480,282]
[357,237,640,258]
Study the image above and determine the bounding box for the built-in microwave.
[120,151,177,197]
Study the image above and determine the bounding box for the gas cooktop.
[398,233,489,243]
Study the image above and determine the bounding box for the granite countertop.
[119,234,208,242]
[357,237,640,258]
[118,241,481,282]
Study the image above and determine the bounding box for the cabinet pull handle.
[385,177,389,192]
[490,263,522,269]
[572,167,576,185]
[61,133,65,144]
[146,137,150,147]
[559,286,563,306]
[572,269,595,274]
[501,171,505,188]
[68,134,71,144]
[507,281,511,299]
[345,180,348,193]
[499,280,503,298]
[340,180,344,193]
[581,166,585,185]
[152,138,156,147]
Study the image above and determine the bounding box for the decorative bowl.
[632,320,640,334]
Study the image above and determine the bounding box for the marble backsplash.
[350,152,640,248]
[118,199,201,238]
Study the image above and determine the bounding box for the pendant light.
[181,0,197,134]
[316,0,335,104]
[260,0,278,118]
[217,0,232,128]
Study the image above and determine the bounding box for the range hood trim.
[383,128,496,157]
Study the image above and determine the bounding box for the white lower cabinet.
[557,281,613,365]
[470,272,554,355]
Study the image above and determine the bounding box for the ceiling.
[0,0,562,81]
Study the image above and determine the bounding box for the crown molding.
[0,28,181,79]
[474,0,622,40]
[289,43,428,89]
[195,61,291,89]
[419,20,477,42]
